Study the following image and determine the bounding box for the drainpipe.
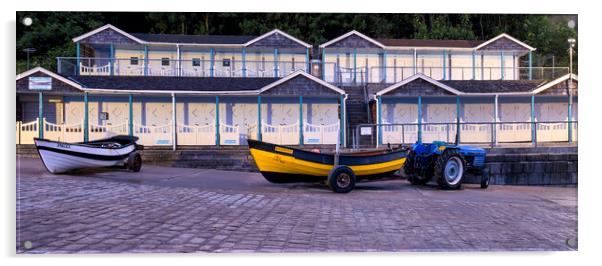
[84,92,89,142]
[299,95,303,145]
[172,93,177,150]
[38,92,43,139]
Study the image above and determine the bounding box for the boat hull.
[34,137,137,174]
[248,139,406,183]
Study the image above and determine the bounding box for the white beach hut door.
[462,104,494,143]
[498,103,531,142]
[232,103,258,144]
[536,103,568,142]
[423,104,456,143]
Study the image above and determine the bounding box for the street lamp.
[567,38,576,143]
[22,47,37,69]
[568,38,576,77]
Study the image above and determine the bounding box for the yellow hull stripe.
[250,148,406,177]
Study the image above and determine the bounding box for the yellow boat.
[247,139,407,193]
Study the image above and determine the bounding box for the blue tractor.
[402,141,488,189]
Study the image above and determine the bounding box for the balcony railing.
[323,62,569,85]
[57,57,309,78]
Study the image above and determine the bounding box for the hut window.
[192,58,201,67]
[161,58,170,66]
[222,58,231,67]
[130,57,139,65]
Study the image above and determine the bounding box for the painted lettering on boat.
[57,143,71,149]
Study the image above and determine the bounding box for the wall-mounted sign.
[360,127,372,136]
[28,77,52,90]
[99,112,109,121]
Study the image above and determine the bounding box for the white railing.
[79,62,111,76]
[17,119,39,144]
[261,121,300,145]
[219,124,240,145]
[460,124,492,143]
[134,123,172,146]
[303,122,339,144]
[537,122,568,142]
[43,118,84,143]
[381,122,419,144]
[496,122,532,143]
[89,122,129,141]
[177,123,216,145]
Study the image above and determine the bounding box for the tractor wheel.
[328,165,356,193]
[403,151,431,185]
[434,149,465,190]
[127,152,142,172]
[480,175,490,189]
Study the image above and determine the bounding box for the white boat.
[34,135,143,174]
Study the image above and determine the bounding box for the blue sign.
[28,77,52,90]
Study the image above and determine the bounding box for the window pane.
[130,57,139,65]
[161,58,170,66]
[192,58,201,67]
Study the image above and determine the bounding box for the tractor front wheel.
[434,149,465,190]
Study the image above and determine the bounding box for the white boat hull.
[34,138,137,174]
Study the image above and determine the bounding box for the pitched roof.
[375,73,464,96]
[130,33,256,45]
[69,76,278,94]
[16,66,84,89]
[376,39,484,48]
[440,80,547,94]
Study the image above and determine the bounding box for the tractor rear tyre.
[404,150,431,185]
[328,165,356,193]
[434,149,465,190]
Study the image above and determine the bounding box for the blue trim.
[383,51,387,82]
[321,49,326,79]
[83,92,89,142]
[529,51,533,80]
[456,96,461,142]
[144,45,149,76]
[38,92,43,139]
[377,96,382,146]
[128,94,133,137]
[307,103,312,123]
[568,94,573,143]
[417,96,422,143]
[500,51,505,80]
[493,95,498,143]
[442,50,447,80]
[531,94,536,144]
[226,103,233,125]
[340,95,345,146]
[299,95,303,145]
[109,44,114,76]
[215,96,219,146]
[472,50,476,80]
[210,48,215,77]
[267,103,272,124]
[76,42,80,76]
[257,96,262,141]
[413,49,417,75]
[183,102,189,126]
[306,48,310,73]
[353,48,357,83]
[274,48,279,77]
[242,48,247,78]
[141,100,146,126]
[97,99,103,125]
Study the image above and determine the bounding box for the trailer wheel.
[127,152,142,172]
[480,175,490,189]
[328,165,356,193]
[434,149,465,190]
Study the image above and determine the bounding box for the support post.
[417,96,422,143]
[76,42,80,76]
[144,45,149,76]
[442,50,447,80]
[529,51,533,80]
[500,51,505,80]
[109,44,115,76]
[38,92,43,139]
[472,50,476,80]
[353,48,357,84]
[568,94,573,143]
[382,51,387,83]
[128,94,133,137]
[531,94,536,145]
[340,95,345,147]
[299,95,303,145]
[321,49,326,79]
[377,95,382,147]
[215,96,220,147]
[456,96,461,144]
[210,48,215,77]
[274,48,279,77]
[257,95,262,141]
[171,93,176,150]
[413,49,417,75]
[306,48,310,73]
[176,45,181,77]
[84,92,89,142]
[242,48,247,77]
[494,95,498,145]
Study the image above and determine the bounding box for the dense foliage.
[16,12,577,74]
